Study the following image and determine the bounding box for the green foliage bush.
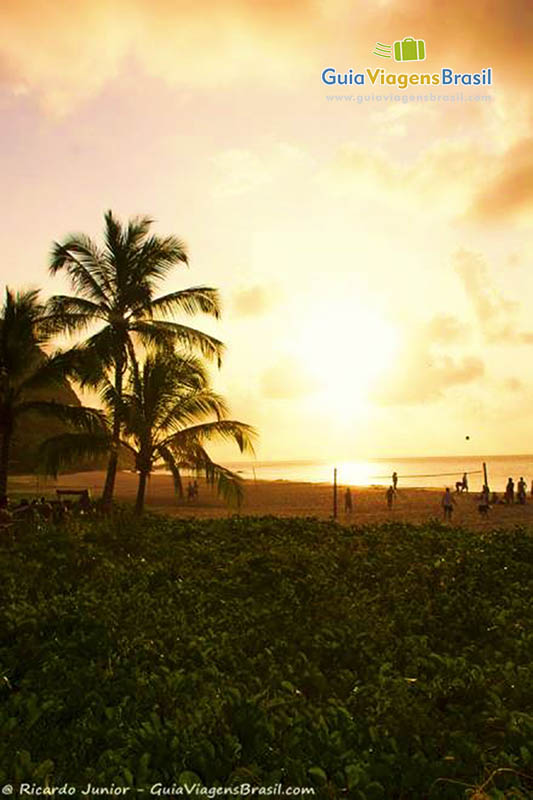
[1,514,532,798]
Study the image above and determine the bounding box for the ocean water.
[222,455,533,493]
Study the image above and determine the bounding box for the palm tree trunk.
[0,424,12,499]
[102,425,119,505]
[135,470,148,515]
[102,353,124,506]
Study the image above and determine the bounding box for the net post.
[333,467,338,519]
[483,462,489,491]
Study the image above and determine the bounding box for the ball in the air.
[465,435,470,440]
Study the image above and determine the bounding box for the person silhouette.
[0,496,12,526]
[344,487,353,514]
[517,477,527,505]
[441,487,456,521]
[392,471,398,490]
[505,477,515,505]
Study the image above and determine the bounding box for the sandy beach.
[8,470,533,530]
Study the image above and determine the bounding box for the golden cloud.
[0,0,324,110]
[454,248,533,350]
[425,314,469,343]
[367,0,532,87]
[324,140,493,216]
[232,284,278,317]
[374,314,484,405]
[453,248,532,342]
[468,138,533,221]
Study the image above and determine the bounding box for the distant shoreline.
[223,453,533,465]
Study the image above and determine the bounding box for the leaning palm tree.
[46,210,224,505]
[0,287,103,497]
[40,349,257,515]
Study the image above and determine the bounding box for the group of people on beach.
[341,469,533,520]
[443,474,532,520]
[0,492,96,531]
[0,495,57,526]
[502,476,529,505]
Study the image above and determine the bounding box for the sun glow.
[293,304,398,416]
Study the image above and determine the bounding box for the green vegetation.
[1,516,532,798]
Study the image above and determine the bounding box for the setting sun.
[292,302,398,416]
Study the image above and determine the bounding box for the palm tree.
[123,349,256,513]
[47,210,224,505]
[0,287,103,497]
[40,349,256,514]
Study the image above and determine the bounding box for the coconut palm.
[46,210,224,505]
[40,349,256,514]
[0,287,103,497]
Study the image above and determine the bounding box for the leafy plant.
[1,516,532,798]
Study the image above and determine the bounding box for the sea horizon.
[218,454,533,491]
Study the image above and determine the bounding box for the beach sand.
[9,470,533,530]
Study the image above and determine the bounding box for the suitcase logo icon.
[393,37,426,62]
[372,37,426,62]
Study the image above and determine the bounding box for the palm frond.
[160,419,257,456]
[148,348,209,389]
[71,326,122,386]
[149,287,221,319]
[174,446,244,508]
[38,432,111,478]
[135,234,188,286]
[158,445,184,498]
[44,295,107,336]
[156,390,230,435]
[1,287,47,360]
[17,349,81,396]
[123,213,154,250]
[15,401,107,434]
[49,235,111,304]
[131,320,224,365]
[0,343,43,389]
[211,464,244,509]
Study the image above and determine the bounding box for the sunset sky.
[1,1,532,461]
